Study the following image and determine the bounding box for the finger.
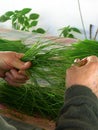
[10,69,28,79]
[20,61,32,70]
[73,56,98,67]
[81,56,98,67]
[12,59,31,70]
[75,58,87,67]
[86,55,98,63]
[11,52,31,70]
[5,69,28,81]
[4,77,25,87]
[5,76,26,84]
[18,70,25,75]
[18,70,30,78]
[15,53,24,59]
[5,75,28,83]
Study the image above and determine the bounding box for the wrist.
[66,84,98,98]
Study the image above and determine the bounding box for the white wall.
[0,0,98,39]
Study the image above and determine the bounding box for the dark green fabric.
[55,85,98,130]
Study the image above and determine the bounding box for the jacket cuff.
[65,85,97,101]
[59,85,98,116]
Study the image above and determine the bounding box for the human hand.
[0,51,31,86]
[66,55,98,97]
[4,69,29,86]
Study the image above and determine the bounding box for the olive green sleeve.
[55,85,98,130]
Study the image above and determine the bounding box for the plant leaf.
[24,20,29,27]
[15,10,20,13]
[29,13,39,20]
[30,21,38,27]
[32,30,36,33]
[34,28,46,34]
[5,11,14,17]
[0,15,10,22]
[21,26,25,30]
[12,22,17,29]
[67,34,74,38]
[12,16,17,24]
[21,8,32,15]
[18,16,24,24]
[60,26,70,37]
[71,27,81,33]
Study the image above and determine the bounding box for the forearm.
[56,85,98,130]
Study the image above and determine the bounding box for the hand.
[66,55,98,97]
[4,69,29,86]
[0,51,31,86]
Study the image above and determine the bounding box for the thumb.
[13,60,31,70]
[87,55,98,63]
[16,53,24,59]
[12,53,31,70]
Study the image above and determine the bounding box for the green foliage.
[0,38,68,119]
[0,39,28,52]
[0,8,46,34]
[0,82,64,119]
[22,40,67,88]
[59,25,81,38]
[0,38,98,119]
[64,39,98,68]
[1,38,98,120]
[32,28,45,34]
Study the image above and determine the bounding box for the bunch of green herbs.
[0,39,97,119]
[0,38,68,119]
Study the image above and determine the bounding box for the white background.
[0,0,98,39]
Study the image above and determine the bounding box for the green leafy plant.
[0,8,46,34]
[59,25,81,38]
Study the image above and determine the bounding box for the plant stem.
[77,0,87,39]
[89,24,93,39]
[94,28,98,40]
